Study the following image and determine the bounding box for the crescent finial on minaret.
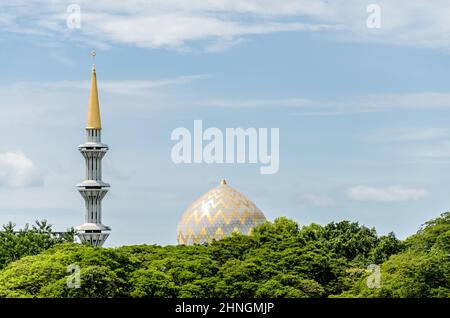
[91,50,96,71]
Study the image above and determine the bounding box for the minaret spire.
[86,51,101,129]
[76,52,111,247]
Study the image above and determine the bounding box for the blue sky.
[1,1,450,246]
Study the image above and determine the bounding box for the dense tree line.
[0,220,75,270]
[0,214,448,298]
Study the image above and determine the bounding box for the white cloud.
[360,127,450,160]
[415,140,450,158]
[0,74,211,126]
[0,1,340,51]
[89,13,336,49]
[4,76,450,121]
[200,92,450,111]
[201,98,321,108]
[40,74,212,95]
[49,51,75,67]
[347,185,427,202]
[0,152,44,188]
[5,77,450,123]
[6,0,450,53]
[363,127,450,142]
[359,92,450,109]
[197,91,450,112]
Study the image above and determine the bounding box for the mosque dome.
[177,179,267,245]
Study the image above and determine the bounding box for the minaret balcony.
[78,142,109,151]
[76,222,111,231]
[76,180,110,188]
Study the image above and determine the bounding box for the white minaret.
[76,55,111,247]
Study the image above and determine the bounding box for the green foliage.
[0,220,75,270]
[0,243,132,298]
[0,214,448,298]
[340,213,450,298]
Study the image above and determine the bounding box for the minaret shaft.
[76,64,110,247]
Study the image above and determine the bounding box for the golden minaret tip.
[86,52,101,129]
[220,179,227,185]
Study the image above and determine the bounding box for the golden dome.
[177,179,266,245]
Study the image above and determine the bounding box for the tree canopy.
[0,214,448,298]
[0,220,75,270]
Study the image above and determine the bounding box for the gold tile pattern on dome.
[177,179,267,245]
